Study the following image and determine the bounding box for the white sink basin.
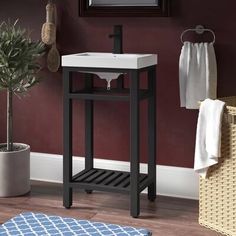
[62,52,157,69]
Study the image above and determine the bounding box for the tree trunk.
[7,89,13,151]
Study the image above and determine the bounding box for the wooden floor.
[0,181,220,236]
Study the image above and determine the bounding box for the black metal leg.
[148,66,157,202]
[85,74,94,194]
[85,74,94,170]
[63,69,73,208]
[130,70,140,218]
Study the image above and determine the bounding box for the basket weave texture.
[199,96,236,236]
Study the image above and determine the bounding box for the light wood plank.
[0,181,218,236]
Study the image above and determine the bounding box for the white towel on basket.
[179,42,217,109]
[194,99,225,178]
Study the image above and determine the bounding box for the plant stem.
[7,89,13,151]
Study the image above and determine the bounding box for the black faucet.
[109,25,123,54]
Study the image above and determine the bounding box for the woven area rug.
[0,212,152,236]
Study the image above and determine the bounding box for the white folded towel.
[194,99,225,178]
[179,42,217,109]
[205,43,217,99]
[179,42,191,107]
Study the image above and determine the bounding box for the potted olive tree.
[0,21,44,197]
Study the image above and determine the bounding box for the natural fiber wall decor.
[42,0,60,72]
[41,1,56,45]
[47,43,60,72]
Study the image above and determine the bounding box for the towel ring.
[181,25,216,44]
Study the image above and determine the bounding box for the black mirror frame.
[79,0,170,17]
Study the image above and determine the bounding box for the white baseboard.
[30,152,199,200]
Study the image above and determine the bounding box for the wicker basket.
[199,96,236,236]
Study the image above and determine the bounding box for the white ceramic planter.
[0,143,30,197]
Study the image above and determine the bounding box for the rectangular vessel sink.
[62,52,157,69]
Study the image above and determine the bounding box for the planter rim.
[0,143,30,154]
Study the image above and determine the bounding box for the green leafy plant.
[0,20,45,151]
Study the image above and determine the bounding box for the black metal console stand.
[63,65,156,218]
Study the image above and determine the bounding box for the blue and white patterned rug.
[0,212,152,236]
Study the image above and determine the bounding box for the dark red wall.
[0,0,236,168]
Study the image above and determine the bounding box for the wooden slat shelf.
[71,168,151,194]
